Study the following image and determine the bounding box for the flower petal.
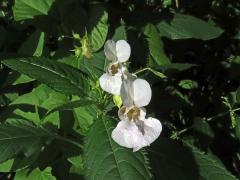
[133,79,152,107]
[99,73,122,95]
[120,79,134,107]
[116,40,131,63]
[143,117,162,146]
[111,120,146,150]
[104,40,117,61]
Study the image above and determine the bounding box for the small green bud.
[113,95,122,109]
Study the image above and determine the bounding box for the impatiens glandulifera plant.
[99,40,162,151]
[1,1,240,179]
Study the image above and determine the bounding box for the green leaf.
[157,14,224,40]
[235,117,240,141]
[11,84,69,125]
[74,106,95,135]
[191,146,238,180]
[13,0,55,21]
[90,10,108,52]
[0,159,13,172]
[0,119,55,163]
[14,167,56,180]
[84,115,152,180]
[192,118,214,138]
[68,155,84,175]
[144,24,170,66]
[112,25,127,41]
[178,79,198,89]
[2,58,89,96]
[150,139,237,180]
[18,30,45,57]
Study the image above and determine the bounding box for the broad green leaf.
[178,79,198,89]
[0,159,13,172]
[14,167,56,180]
[13,0,55,21]
[157,14,224,40]
[10,84,68,125]
[2,58,89,96]
[74,106,95,135]
[191,146,238,180]
[90,10,108,52]
[192,118,214,138]
[18,30,45,57]
[13,74,33,85]
[68,155,84,175]
[112,25,127,41]
[0,119,55,163]
[144,24,170,66]
[150,139,237,180]
[84,115,152,180]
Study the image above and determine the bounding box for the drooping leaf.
[144,24,170,66]
[90,8,108,52]
[191,146,238,180]
[14,167,56,180]
[112,25,127,41]
[0,119,55,163]
[2,58,89,96]
[10,84,69,125]
[84,115,152,180]
[18,30,45,57]
[150,138,237,180]
[68,155,84,175]
[157,14,224,40]
[0,159,14,172]
[13,0,55,21]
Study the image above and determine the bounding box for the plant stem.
[134,67,150,75]
[172,107,240,138]
[206,107,240,122]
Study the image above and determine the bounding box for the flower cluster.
[99,40,162,152]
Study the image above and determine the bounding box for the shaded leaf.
[144,24,170,66]
[84,115,152,180]
[13,0,55,21]
[157,14,224,40]
[0,119,55,163]
[3,58,89,96]
[90,10,108,52]
[14,167,56,180]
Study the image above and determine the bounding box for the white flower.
[104,40,131,62]
[99,40,131,95]
[111,78,162,151]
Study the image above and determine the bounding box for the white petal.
[112,120,146,149]
[120,79,134,107]
[133,79,152,107]
[116,40,131,63]
[104,40,117,61]
[99,73,122,95]
[143,117,162,146]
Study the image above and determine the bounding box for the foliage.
[0,0,240,179]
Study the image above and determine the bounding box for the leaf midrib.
[8,59,84,94]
